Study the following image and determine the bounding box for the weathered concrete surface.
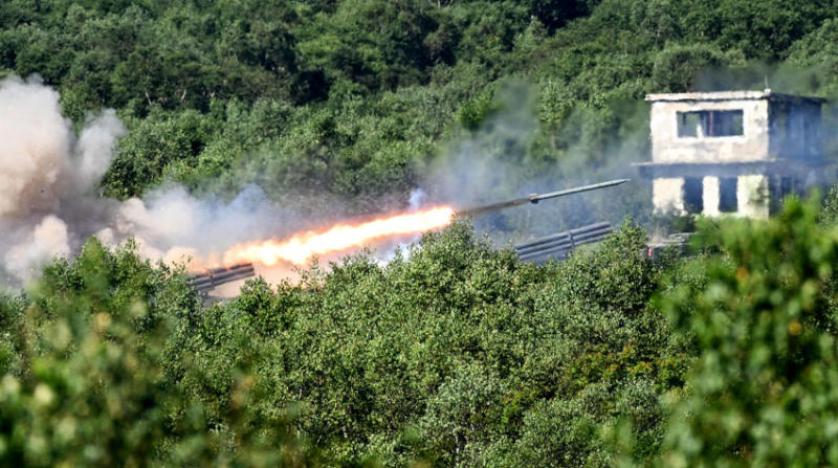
[649,99,769,164]
[738,174,769,219]
[644,90,825,219]
[702,176,720,217]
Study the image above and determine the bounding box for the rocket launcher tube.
[456,178,629,217]
[188,263,256,293]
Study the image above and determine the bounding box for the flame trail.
[222,206,455,267]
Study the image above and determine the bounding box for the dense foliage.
[1,0,836,210]
[2,0,838,465]
[659,200,838,466]
[4,199,838,465]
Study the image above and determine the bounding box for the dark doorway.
[719,178,738,213]
[683,177,703,214]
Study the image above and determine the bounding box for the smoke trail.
[0,76,303,284]
[418,82,647,244]
[0,75,648,287]
[0,75,431,288]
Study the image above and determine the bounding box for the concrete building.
[636,90,827,218]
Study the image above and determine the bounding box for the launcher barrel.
[188,263,256,295]
[456,178,629,217]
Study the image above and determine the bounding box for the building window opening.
[780,177,793,197]
[683,177,703,214]
[719,177,738,212]
[770,176,794,214]
[677,110,744,137]
[677,112,702,137]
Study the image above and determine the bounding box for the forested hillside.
[2,0,838,466]
[2,0,836,207]
[5,201,838,466]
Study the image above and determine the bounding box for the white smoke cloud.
[4,215,71,280]
[75,109,125,189]
[0,75,310,286]
[0,76,71,218]
[0,76,126,282]
[104,184,293,269]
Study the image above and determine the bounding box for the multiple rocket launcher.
[515,222,613,263]
[188,263,256,296]
[188,179,629,295]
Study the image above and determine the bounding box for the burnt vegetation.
[1,0,838,465]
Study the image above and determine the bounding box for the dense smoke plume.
[0,76,303,285]
[0,76,124,282]
[0,76,443,288]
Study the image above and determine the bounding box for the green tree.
[661,199,838,466]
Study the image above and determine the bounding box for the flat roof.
[645,89,826,104]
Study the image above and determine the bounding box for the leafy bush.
[6,200,838,464]
[661,198,838,466]
[0,241,312,466]
[2,0,838,464]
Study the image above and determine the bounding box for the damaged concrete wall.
[738,174,769,219]
[645,91,825,219]
[650,98,770,164]
[649,96,772,217]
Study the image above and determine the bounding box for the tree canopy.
[4,199,838,464]
[2,0,838,465]
[1,0,834,207]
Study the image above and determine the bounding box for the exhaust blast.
[222,206,455,267]
[0,76,459,288]
[0,75,628,293]
[217,180,628,268]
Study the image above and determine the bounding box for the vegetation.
[4,199,838,465]
[2,0,838,465]
[1,0,836,208]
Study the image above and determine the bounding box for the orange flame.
[222,206,455,267]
